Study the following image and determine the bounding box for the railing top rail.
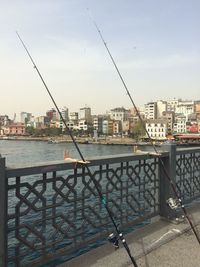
[5,152,166,178]
[5,145,200,178]
[176,146,200,155]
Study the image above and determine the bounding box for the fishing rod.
[16,31,138,267]
[90,20,200,245]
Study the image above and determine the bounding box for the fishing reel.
[166,197,180,210]
[166,197,185,223]
[108,233,119,249]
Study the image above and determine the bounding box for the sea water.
[0,140,133,166]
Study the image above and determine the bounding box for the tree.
[130,121,146,141]
[25,126,62,137]
[26,126,35,135]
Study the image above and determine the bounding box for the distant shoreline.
[1,136,200,147]
[0,136,137,146]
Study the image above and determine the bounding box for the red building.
[186,122,198,133]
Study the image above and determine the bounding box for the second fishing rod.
[91,19,200,246]
[16,31,138,267]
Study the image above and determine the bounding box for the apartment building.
[20,112,32,124]
[194,101,200,114]
[109,107,129,122]
[161,111,174,134]
[122,121,130,135]
[35,116,50,128]
[93,115,104,134]
[69,112,79,124]
[46,108,57,121]
[102,119,113,135]
[173,115,187,133]
[157,100,167,118]
[113,121,122,135]
[78,120,88,131]
[167,99,179,112]
[145,102,157,120]
[79,106,92,124]
[176,100,194,119]
[146,119,167,140]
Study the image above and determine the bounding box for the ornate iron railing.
[3,153,160,267]
[176,147,200,203]
[0,145,200,267]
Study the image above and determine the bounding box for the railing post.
[0,157,7,267]
[159,141,177,220]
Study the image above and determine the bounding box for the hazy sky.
[0,0,200,119]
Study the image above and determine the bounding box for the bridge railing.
[176,147,200,203]
[0,143,200,267]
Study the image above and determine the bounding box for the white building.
[102,120,109,135]
[157,100,167,118]
[145,102,157,120]
[57,107,69,129]
[176,101,194,119]
[78,120,88,131]
[20,112,32,124]
[108,107,129,122]
[93,117,98,130]
[146,119,167,140]
[69,112,79,124]
[93,116,104,133]
[79,106,92,124]
[173,115,187,133]
[59,107,69,121]
[167,99,179,112]
[67,121,75,130]
[26,116,35,127]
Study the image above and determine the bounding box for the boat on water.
[47,139,59,144]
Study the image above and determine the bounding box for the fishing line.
[16,31,138,267]
[89,18,200,245]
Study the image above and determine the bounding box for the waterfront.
[0,140,134,166]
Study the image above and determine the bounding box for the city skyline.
[1,97,200,122]
[1,97,200,138]
[1,1,200,119]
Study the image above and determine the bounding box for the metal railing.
[0,143,200,267]
[176,147,200,203]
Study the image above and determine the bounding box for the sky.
[0,0,200,119]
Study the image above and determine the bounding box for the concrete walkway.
[59,205,200,267]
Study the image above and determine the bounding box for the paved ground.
[59,204,200,267]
